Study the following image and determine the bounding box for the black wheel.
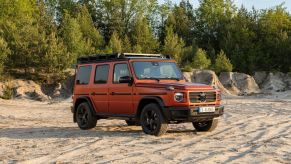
[192,118,218,132]
[125,120,138,126]
[76,102,97,130]
[140,103,168,136]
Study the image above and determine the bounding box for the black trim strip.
[111,92,132,95]
[91,92,107,96]
[135,85,165,89]
[96,113,135,118]
[138,92,167,95]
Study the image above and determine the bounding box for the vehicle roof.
[77,58,175,65]
[76,53,173,65]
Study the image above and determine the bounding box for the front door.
[109,63,133,115]
[91,64,110,113]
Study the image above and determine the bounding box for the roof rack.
[77,53,170,64]
[121,53,162,57]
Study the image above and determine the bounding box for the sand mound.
[10,79,48,101]
[253,72,268,86]
[0,82,4,97]
[41,75,74,99]
[285,74,291,90]
[254,72,287,92]
[219,72,260,95]
[0,72,74,101]
[183,70,231,95]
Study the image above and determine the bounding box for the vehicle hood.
[135,82,214,90]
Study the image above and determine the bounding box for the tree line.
[0,0,291,82]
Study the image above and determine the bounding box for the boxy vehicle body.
[72,53,224,136]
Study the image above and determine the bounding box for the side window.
[94,64,109,84]
[113,63,130,83]
[76,65,92,85]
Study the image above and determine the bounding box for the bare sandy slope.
[0,96,290,164]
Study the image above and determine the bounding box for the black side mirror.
[119,76,133,85]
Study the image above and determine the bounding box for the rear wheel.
[76,102,97,130]
[192,118,218,132]
[140,103,168,136]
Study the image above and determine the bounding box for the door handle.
[91,92,108,96]
[91,92,97,96]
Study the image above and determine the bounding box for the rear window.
[94,64,109,84]
[76,65,92,85]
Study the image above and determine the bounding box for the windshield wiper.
[144,77,160,82]
[165,77,181,81]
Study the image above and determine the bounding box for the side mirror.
[119,76,133,85]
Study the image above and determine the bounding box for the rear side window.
[94,65,109,84]
[76,65,92,85]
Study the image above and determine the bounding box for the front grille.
[189,92,216,103]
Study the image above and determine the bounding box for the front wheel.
[192,118,218,132]
[140,103,168,136]
[76,102,97,130]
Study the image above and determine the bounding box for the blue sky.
[158,0,291,11]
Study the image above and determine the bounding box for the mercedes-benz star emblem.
[198,92,207,102]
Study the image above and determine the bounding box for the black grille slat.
[189,92,216,103]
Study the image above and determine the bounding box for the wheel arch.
[73,96,96,122]
[136,96,165,119]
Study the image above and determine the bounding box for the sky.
[159,0,291,11]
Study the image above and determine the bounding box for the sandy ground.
[0,95,290,164]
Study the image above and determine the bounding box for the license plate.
[198,106,215,113]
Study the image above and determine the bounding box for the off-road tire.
[76,102,97,130]
[140,103,168,136]
[192,118,218,132]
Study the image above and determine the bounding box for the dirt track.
[0,97,290,164]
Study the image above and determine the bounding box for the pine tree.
[132,17,159,53]
[133,45,142,53]
[195,0,236,60]
[0,0,44,73]
[122,35,132,52]
[214,50,233,73]
[108,31,122,53]
[44,32,71,74]
[0,37,10,75]
[77,5,104,52]
[163,26,185,64]
[192,48,211,69]
[60,12,88,59]
[165,1,195,46]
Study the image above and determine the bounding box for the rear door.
[108,62,134,115]
[90,64,110,113]
[74,65,92,96]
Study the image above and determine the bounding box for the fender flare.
[136,96,168,119]
[73,96,96,122]
[139,96,165,107]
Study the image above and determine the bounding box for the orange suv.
[72,53,224,136]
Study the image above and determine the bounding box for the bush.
[0,37,10,75]
[214,50,233,74]
[192,48,211,69]
[1,85,14,100]
[182,65,193,72]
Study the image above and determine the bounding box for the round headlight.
[174,92,184,102]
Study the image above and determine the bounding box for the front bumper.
[163,105,224,122]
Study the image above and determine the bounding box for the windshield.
[132,61,183,80]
